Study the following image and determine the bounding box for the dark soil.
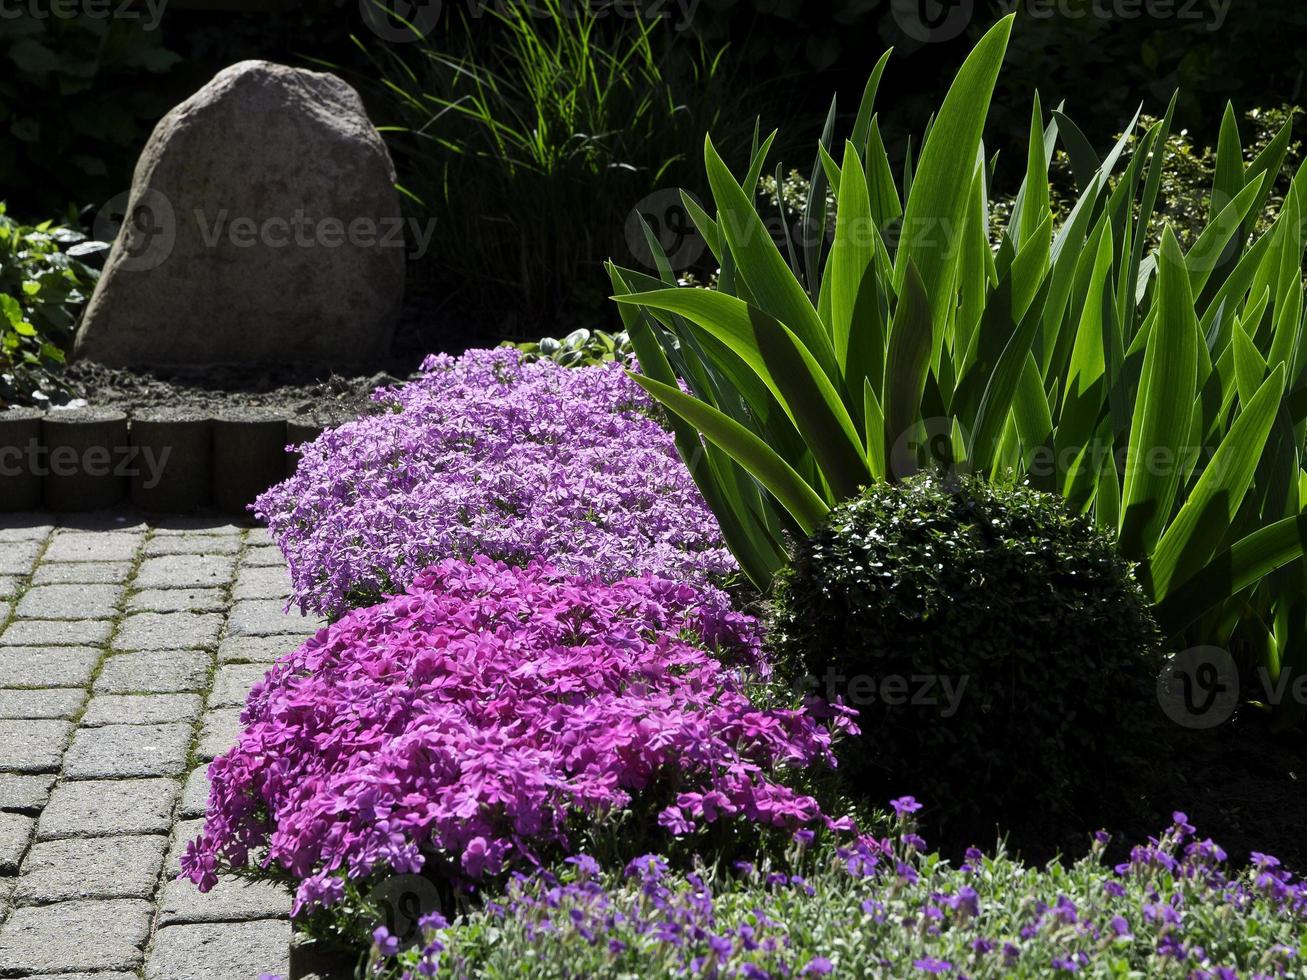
[60,359,413,427]
[964,709,1307,876]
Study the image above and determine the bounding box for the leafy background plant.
[0,14,181,217]
[0,204,103,406]
[610,16,1307,735]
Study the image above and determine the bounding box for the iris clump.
[366,809,1307,979]
[181,557,853,930]
[255,347,737,618]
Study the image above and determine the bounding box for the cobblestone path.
[0,514,324,979]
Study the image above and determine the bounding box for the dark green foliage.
[770,474,1163,843]
[0,15,180,216]
[0,204,103,406]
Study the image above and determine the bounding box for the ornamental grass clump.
[182,557,853,939]
[770,474,1162,847]
[255,347,737,617]
[367,807,1307,979]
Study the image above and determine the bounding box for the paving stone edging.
[0,411,325,516]
[0,514,327,979]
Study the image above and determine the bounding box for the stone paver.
[146,919,290,980]
[38,778,179,839]
[180,767,210,819]
[95,649,213,694]
[145,534,242,556]
[0,688,85,720]
[43,531,144,563]
[82,693,203,727]
[217,635,298,664]
[0,618,113,647]
[15,835,166,904]
[63,723,192,779]
[0,774,54,813]
[227,599,320,637]
[157,874,292,924]
[0,812,33,873]
[115,611,225,651]
[197,710,243,762]
[0,646,100,688]
[32,560,133,584]
[240,544,285,566]
[0,519,303,975]
[135,554,237,589]
[0,720,72,773]
[0,898,153,972]
[15,583,123,620]
[128,587,228,614]
[209,664,270,708]
[0,541,41,576]
[232,565,292,600]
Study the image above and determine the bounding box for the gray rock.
[0,899,152,972]
[146,919,291,980]
[0,576,19,599]
[15,835,166,904]
[63,723,192,779]
[0,688,86,720]
[0,646,101,688]
[38,778,179,840]
[76,60,404,370]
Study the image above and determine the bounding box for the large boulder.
[75,61,405,369]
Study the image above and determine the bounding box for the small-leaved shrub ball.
[770,473,1162,843]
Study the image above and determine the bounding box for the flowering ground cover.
[183,557,852,936]
[255,347,736,618]
[366,808,1307,979]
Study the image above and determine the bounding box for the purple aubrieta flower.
[372,926,400,958]
[913,957,953,974]
[891,796,923,819]
[803,957,835,975]
[255,348,738,618]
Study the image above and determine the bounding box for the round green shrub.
[770,473,1162,845]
